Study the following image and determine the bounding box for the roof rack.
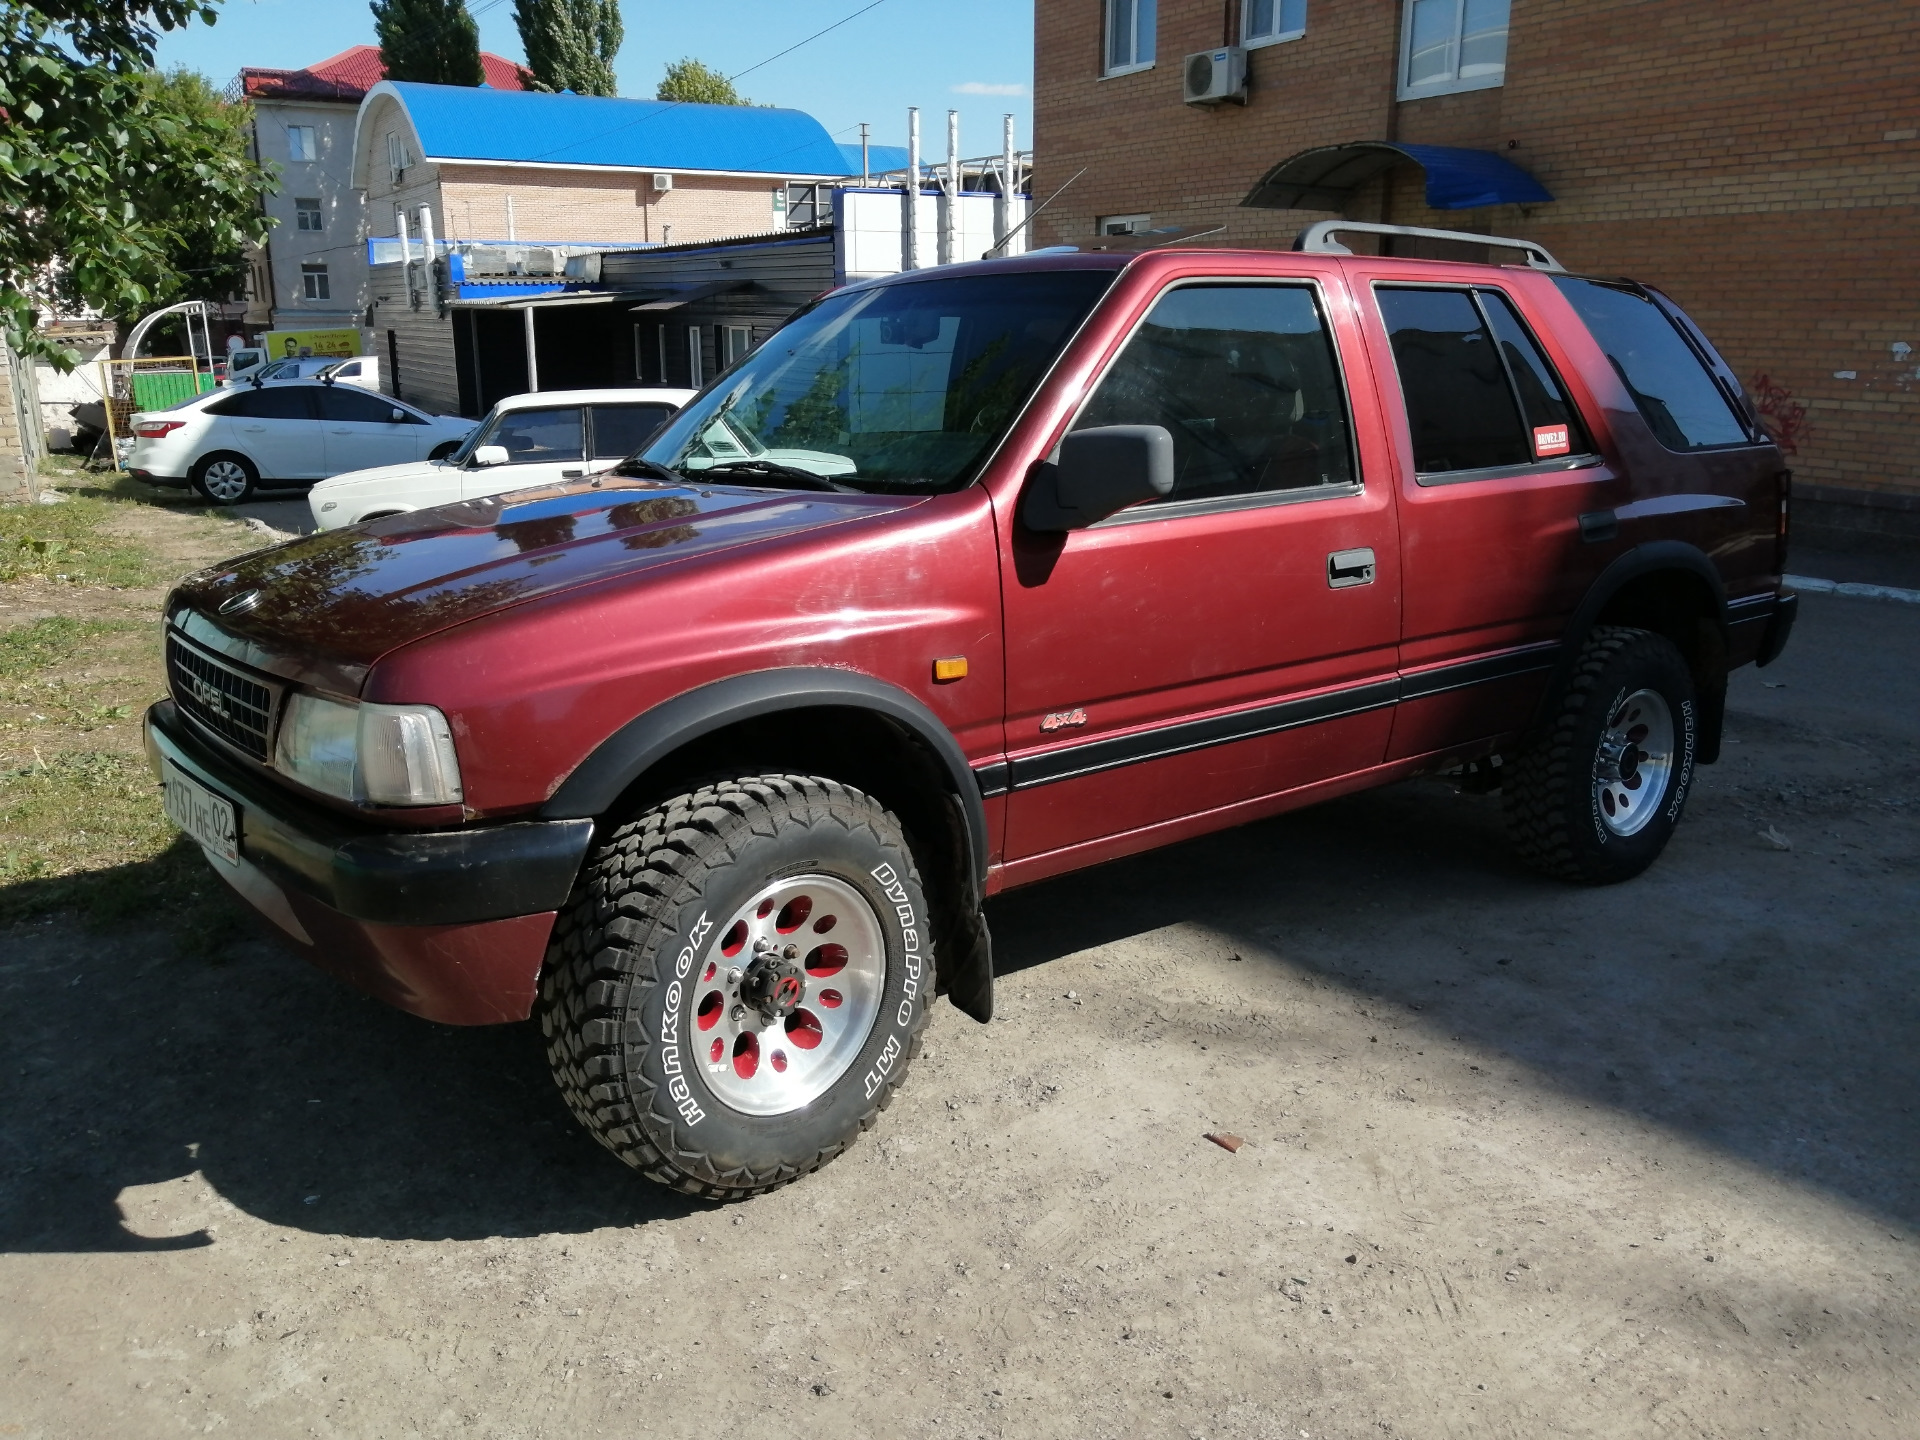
[1292,221,1563,272]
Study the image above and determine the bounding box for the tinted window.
[315,386,407,423]
[489,407,584,462]
[205,387,315,420]
[591,404,676,459]
[645,270,1116,494]
[1479,290,1589,457]
[1378,287,1528,473]
[1074,283,1355,504]
[1552,277,1751,450]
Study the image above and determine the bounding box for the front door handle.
[1327,547,1376,589]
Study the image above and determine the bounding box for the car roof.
[494,387,696,410]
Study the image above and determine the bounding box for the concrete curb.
[1785,574,1920,605]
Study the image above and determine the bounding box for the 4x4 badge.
[1040,708,1088,732]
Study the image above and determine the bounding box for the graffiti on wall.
[1748,373,1811,456]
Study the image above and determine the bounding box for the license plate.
[162,762,240,866]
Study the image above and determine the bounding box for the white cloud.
[950,81,1027,96]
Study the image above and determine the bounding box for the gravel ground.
[2,592,1916,1439]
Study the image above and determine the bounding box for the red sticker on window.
[1533,424,1571,458]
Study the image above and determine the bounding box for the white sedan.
[127,382,475,505]
[308,387,693,531]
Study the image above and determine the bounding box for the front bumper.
[144,700,594,1024]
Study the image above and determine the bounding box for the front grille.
[167,633,278,760]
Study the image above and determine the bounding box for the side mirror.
[389,407,407,423]
[471,444,510,467]
[1022,425,1175,531]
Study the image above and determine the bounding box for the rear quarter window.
[1552,277,1753,451]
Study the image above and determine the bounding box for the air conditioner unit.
[1183,46,1247,105]
[652,173,674,192]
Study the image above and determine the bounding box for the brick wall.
[1033,0,1920,510]
[437,167,782,247]
[0,343,41,505]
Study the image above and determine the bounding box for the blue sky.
[153,0,1036,160]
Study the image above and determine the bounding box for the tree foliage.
[513,0,621,97]
[0,1,275,366]
[372,0,484,87]
[655,57,745,106]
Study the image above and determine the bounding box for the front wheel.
[538,775,933,1199]
[1503,626,1697,884]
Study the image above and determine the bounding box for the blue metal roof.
[388,82,856,177]
[1242,142,1552,212]
[837,142,911,175]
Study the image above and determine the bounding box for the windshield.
[639,269,1116,493]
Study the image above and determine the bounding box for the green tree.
[656,57,745,105]
[372,0,485,87]
[0,2,275,367]
[514,0,621,97]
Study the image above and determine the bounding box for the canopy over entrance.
[1242,142,1552,213]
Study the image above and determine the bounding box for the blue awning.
[1242,142,1552,212]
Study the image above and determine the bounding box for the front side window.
[1401,0,1509,98]
[317,387,408,424]
[301,263,330,301]
[287,125,317,162]
[1244,0,1306,47]
[1073,283,1356,506]
[295,197,323,232]
[591,404,676,458]
[1379,286,1596,478]
[642,269,1116,494]
[1105,0,1156,74]
[483,406,585,463]
[1552,277,1753,451]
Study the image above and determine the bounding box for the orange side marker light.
[932,656,969,682]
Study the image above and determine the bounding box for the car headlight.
[273,693,463,806]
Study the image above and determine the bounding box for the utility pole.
[943,109,959,267]
[859,122,870,186]
[903,107,920,272]
[999,114,1018,254]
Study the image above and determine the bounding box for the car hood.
[312,458,453,491]
[168,475,918,688]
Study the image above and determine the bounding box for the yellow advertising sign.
[266,328,362,360]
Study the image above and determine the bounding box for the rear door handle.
[1327,547,1376,588]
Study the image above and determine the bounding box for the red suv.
[145,222,1796,1198]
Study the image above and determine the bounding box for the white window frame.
[1242,0,1306,49]
[287,125,317,162]
[294,197,323,232]
[386,131,413,185]
[1102,0,1156,77]
[1096,213,1152,237]
[1398,0,1509,100]
[300,263,330,301]
[687,326,703,387]
[722,325,754,367]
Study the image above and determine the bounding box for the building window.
[1243,0,1305,47]
[295,197,323,232]
[301,263,330,301]
[722,326,755,368]
[1104,0,1156,75]
[1096,213,1151,236]
[785,183,830,228]
[386,131,413,184]
[1400,0,1509,98]
[687,326,703,387]
[287,125,317,162]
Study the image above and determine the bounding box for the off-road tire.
[189,451,259,505]
[1504,625,1697,885]
[538,775,934,1199]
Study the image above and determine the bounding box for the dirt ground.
[1,492,1916,1438]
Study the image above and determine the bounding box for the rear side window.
[1378,288,1528,474]
[1552,277,1752,451]
[1073,283,1356,506]
[205,387,316,420]
[591,403,677,459]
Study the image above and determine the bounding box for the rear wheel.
[1504,626,1697,884]
[189,452,258,505]
[538,775,933,1198]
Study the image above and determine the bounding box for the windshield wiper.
[610,457,688,483]
[698,460,854,493]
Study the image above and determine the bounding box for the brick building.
[1033,0,1920,540]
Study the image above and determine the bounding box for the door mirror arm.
[1021,425,1176,531]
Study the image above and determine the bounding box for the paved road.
[2,593,1916,1438]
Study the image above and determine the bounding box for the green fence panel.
[131,370,202,411]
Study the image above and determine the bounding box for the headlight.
[273,694,463,806]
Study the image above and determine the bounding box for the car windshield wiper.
[610,456,689,483]
[697,460,854,493]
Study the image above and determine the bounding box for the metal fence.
[96,356,216,470]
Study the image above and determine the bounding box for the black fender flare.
[540,667,994,1022]
[1534,540,1729,754]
